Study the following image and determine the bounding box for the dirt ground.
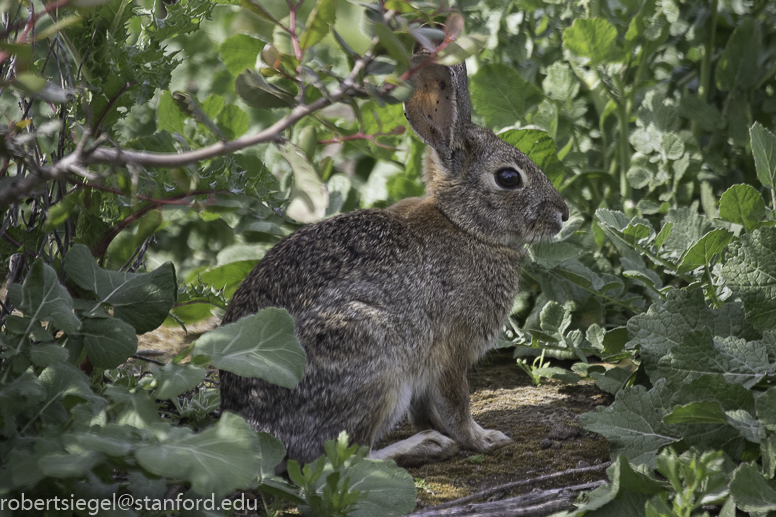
[138,320,613,510]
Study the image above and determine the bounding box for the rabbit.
[219,51,569,468]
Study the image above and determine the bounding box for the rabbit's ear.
[404,55,471,158]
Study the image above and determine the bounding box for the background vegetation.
[3,0,776,514]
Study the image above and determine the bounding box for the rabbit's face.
[426,125,568,248]
[405,57,567,249]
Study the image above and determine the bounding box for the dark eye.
[495,168,523,189]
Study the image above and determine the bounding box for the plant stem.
[704,264,721,308]
[699,0,718,104]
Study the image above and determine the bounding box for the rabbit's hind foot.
[369,430,459,468]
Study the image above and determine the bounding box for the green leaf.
[38,450,102,478]
[192,308,306,389]
[152,362,207,400]
[435,34,488,67]
[750,122,776,190]
[543,62,579,101]
[581,380,679,467]
[299,0,337,50]
[470,64,544,130]
[676,229,734,274]
[235,70,294,109]
[654,222,673,252]
[679,95,720,132]
[157,90,186,135]
[729,463,776,512]
[715,18,761,92]
[78,317,138,369]
[628,289,759,378]
[721,227,776,331]
[663,401,728,424]
[719,184,766,232]
[29,344,69,367]
[64,244,177,334]
[562,18,625,65]
[63,424,138,456]
[342,459,417,517]
[39,363,96,405]
[19,259,80,335]
[539,301,571,336]
[219,34,263,76]
[498,129,565,187]
[217,104,249,140]
[280,141,328,223]
[657,331,774,389]
[756,385,776,431]
[135,412,275,497]
[373,23,409,67]
[590,366,632,395]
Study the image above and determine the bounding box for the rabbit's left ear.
[404,56,471,158]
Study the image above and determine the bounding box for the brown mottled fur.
[219,55,568,467]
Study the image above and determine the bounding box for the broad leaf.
[498,129,565,187]
[64,244,177,334]
[751,122,776,190]
[470,64,543,130]
[729,463,776,512]
[715,18,761,92]
[562,18,624,64]
[719,184,766,232]
[219,34,263,75]
[19,259,80,335]
[192,307,306,389]
[152,362,208,400]
[135,412,277,497]
[299,0,337,50]
[721,227,776,331]
[80,317,138,369]
[676,229,734,274]
[581,380,679,467]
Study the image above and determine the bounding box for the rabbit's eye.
[495,168,523,189]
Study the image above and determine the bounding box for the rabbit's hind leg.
[368,430,459,468]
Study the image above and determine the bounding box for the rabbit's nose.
[560,204,569,222]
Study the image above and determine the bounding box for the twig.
[132,354,165,366]
[422,461,611,511]
[411,481,606,517]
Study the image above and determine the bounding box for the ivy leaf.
[192,308,306,389]
[562,18,625,65]
[299,0,337,51]
[152,362,207,400]
[581,380,679,468]
[79,317,138,370]
[19,259,80,335]
[676,229,734,274]
[721,227,776,332]
[719,184,766,232]
[750,122,776,191]
[469,64,544,130]
[498,129,564,187]
[135,412,277,497]
[219,34,263,76]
